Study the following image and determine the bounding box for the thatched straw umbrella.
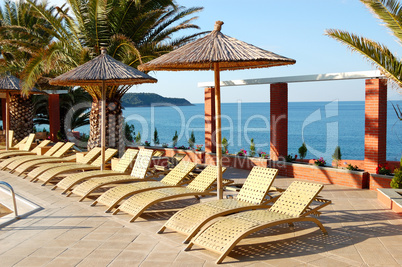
[50,48,157,170]
[139,21,296,199]
[0,74,46,150]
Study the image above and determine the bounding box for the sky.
[49,0,402,103]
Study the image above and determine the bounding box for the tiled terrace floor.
[0,168,402,266]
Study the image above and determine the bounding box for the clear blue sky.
[51,0,401,102]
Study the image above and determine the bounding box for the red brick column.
[205,87,216,153]
[270,83,288,161]
[364,79,387,174]
[48,94,60,142]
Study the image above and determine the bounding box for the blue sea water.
[77,101,402,162]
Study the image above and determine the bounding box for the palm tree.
[21,0,205,152]
[33,88,92,139]
[0,0,53,141]
[325,0,402,99]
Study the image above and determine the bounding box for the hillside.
[121,93,192,107]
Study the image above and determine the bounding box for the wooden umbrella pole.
[101,81,106,170]
[5,92,10,151]
[214,62,223,199]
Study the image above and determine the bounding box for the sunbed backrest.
[79,147,101,164]
[187,166,226,192]
[30,140,51,154]
[269,181,323,217]
[52,142,75,157]
[113,149,138,172]
[236,167,278,205]
[21,134,35,151]
[161,161,197,186]
[152,150,164,157]
[44,142,64,156]
[13,136,28,149]
[8,130,14,147]
[91,148,118,166]
[130,149,153,178]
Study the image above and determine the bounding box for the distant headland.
[121,93,193,107]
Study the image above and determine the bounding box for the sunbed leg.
[66,192,73,197]
[184,243,194,251]
[90,200,97,207]
[105,206,114,213]
[129,213,141,222]
[194,195,200,200]
[183,235,194,244]
[309,217,328,235]
[157,226,166,234]
[112,208,120,215]
[51,185,57,190]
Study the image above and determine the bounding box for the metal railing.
[0,181,18,218]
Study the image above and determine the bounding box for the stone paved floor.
[0,168,402,266]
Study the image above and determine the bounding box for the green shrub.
[222,137,229,154]
[153,128,160,145]
[391,157,402,189]
[188,130,195,148]
[250,138,256,157]
[135,132,141,145]
[298,142,307,160]
[172,131,178,147]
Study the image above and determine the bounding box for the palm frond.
[326,29,402,87]
[361,0,402,45]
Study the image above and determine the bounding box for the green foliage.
[346,164,359,171]
[153,128,160,145]
[392,103,402,121]
[332,146,342,160]
[121,93,192,107]
[286,154,297,162]
[391,157,402,188]
[124,123,135,142]
[3,0,206,94]
[298,142,307,160]
[249,138,256,157]
[135,132,141,145]
[332,146,342,168]
[326,0,402,93]
[188,130,195,148]
[172,131,178,147]
[222,137,229,154]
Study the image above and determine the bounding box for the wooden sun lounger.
[22,146,102,179]
[7,143,81,175]
[66,148,157,201]
[29,148,117,185]
[0,132,23,150]
[113,165,227,222]
[1,142,69,172]
[0,134,36,159]
[52,149,139,193]
[90,160,198,212]
[185,181,331,264]
[158,167,279,243]
[0,130,14,149]
[0,139,51,164]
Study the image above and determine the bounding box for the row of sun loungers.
[0,139,331,264]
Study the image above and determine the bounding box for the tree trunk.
[87,98,124,155]
[10,94,33,142]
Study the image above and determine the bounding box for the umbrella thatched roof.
[50,48,157,86]
[138,21,296,72]
[0,74,45,94]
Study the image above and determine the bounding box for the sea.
[76,101,402,162]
